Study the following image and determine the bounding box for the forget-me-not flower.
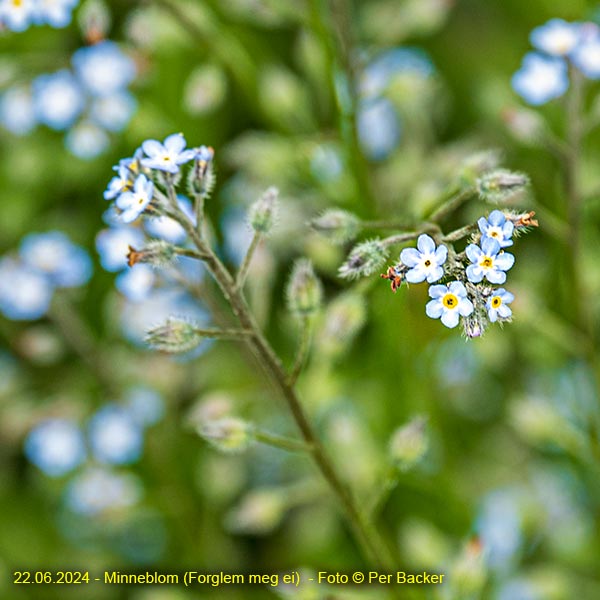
[34,0,78,28]
[511,52,569,105]
[115,173,154,223]
[125,386,165,427]
[116,264,156,302]
[19,231,92,288]
[32,70,85,130]
[0,86,36,135]
[478,210,514,248]
[96,226,145,272]
[357,97,401,161]
[425,281,474,328]
[530,19,580,56]
[400,234,447,283]
[0,0,35,31]
[141,133,196,174]
[90,91,137,132]
[466,238,515,284]
[486,289,514,322]
[104,163,134,200]
[571,35,600,79]
[65,120,110,159]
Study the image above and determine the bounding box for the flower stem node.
[338,239,389,279]
[287,259,323,317]
[476,169,530,204]
[310,209,361,245]
[145,317,205,354]
[197,417,253,454]
[248,187,279,234]
[127,241,177,268]
[389,416,429,472]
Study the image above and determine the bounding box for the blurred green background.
[1,0,600,599]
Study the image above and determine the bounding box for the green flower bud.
[145,318,204,353]
[338,239,389,279]
[477,169,530,204]
[389,416,428,471]
[126,240,177,268]
[286,258,323,316]
[224,487,286,535]
[248,186,278,234]
[197,417,253,454]
[317,292,366,359]
[310,209,361,245]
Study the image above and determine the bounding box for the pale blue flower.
[65,120,110,159]
[530,19,580,56]
[425,281,474,328]
[0,0,35,31]
[571,33,600,79]
[144,195,193,244]
[478,210,514,248]
[104,164,133,201]
[90,91,137,132]
[72,41,136,97]
[141,133,196,173]
[19,231,92,287]
[88,404,144,465]
[32,70,85,130]
[0,257,53,320]
[486,288,514,322]
[125,386,164,427]
[0,86,37,135]
[466,238,515,284]
[24,418,86,476]
[34,0,78,28]
[512,53,568,105]
[115,173,154,223]
[357,97,401,161]
[400,234,447,283]
[95,226,144,272]
[116,263,155,302]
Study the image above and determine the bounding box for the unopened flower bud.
[317,292,366,359]
[462,312,486,339]
[338,239,389,279]
[127,241,177,268]
[477,169,530,204]
[188,145,215,197]
[502,107,547,145]
[225,487,285,535]
[310,209,361,245]
[145,318,204,353]
[460,149,503,183]
[197,417,252,454]
[78,0,111,44]
[389,416,428,471]
[286,258,323,316]
[248,187,278,234]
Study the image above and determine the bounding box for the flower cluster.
[0,41,136,158]
[0,231,92,321]
[512,19,600,105]
[24,386,164,515]
[381,210,532,337]
[0,0,79,31]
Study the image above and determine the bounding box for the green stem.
[368,465,401,519]
[235,230,262,291]
[288,316,312,387]
[427,187,477,222]
[191,327,253,340]
[253,429,314,453]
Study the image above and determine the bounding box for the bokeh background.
[1,0,600,599]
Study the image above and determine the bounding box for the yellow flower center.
[424,259,431,267]
[137,195,146,205]
[480,256,493,268]
[443,293,458,309]
[491,296,502,309]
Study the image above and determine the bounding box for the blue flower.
[24,418,86,477]
[32,70,85,130]
[357,97,401,161]
[140,133,196,173]
[400,234,447,283]
[144,195,193,244]
[425,281,474,328]
[19,231,92,288]
[90,91,137,132]
[65,120,110,159]
[478,210,514,248]
[0,0,36,31]
[96,226,145,272]
[466,238,515,284]
[511,52,569,105]
[125,386,165,427]
[530,19,580,56]
[116,264,155,302]
[486,289,514,322]
[72,41,136,97]
[0,86,37,135]
[571,33,600,79]
[0,257,53,320]
[34,0,78,28]
[104,163,133,201]
[115,174,154,223]
[88,404,144,465]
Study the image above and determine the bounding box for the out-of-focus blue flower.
[478,210,514,248]
[571,34,600,79]
[497,579,540,600]
[19,231,92,288]
[116,264,155,302]
[0,0,36,31]
[425,281,474,329]
[125,386,165,427]
[90,91,137,132]
[0,86,37,135]
[310,144,343,183]
[400,234,447,283]
[32,70,85,130]
[64,120,110,159]
[486,289,514,322]
[88,404,144,465]
[24,418,86,477]
[466,238,515,284]
[357,97,401,161]
[66,467,142,515]
[96,226,145,272]
[104,163,133,201]
[115,174,154,223]
[512,53,569,105]
[141,133,196,174]
[144,195,193,244]
[34,0,78,28]
[530,19,580,56]
[0,257,54,320]
[72,41,136,97]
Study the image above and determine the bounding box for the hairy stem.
[253,429,314,453]
[288,316,312,387]
[235,230,262,291]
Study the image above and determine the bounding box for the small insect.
[380,265,404,293]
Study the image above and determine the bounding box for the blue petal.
[458,298,474,317]
[428,284,447,299]
[486,270,506,284]
[434,244,447,264]
[441,310,460,328]
[417,234,435,254]
[465,244,481,263]
[164,133,186,153]
[400,248,421,267]
[142,139,163,158]
[481,236,500,257]
[498,304,512,318]
[488,210,505,226]
[405,267,426,283]
[426,266,444,283]
[466,265,483,283]
[425,299,443,319]
[448,281,467,297]
[495,252,515,271]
